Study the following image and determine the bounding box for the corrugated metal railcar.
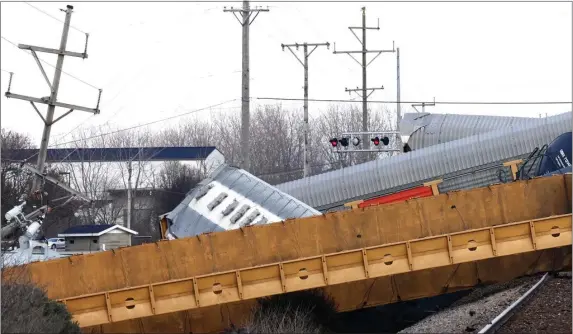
[276,112,572,212]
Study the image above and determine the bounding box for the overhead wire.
[255,97,572,105]
[49,99,239,148]
[0,36,100,90]
[23,2,87,34]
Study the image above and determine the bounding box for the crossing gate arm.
[60,213,572,327]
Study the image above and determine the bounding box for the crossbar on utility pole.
[4,5,101,193]
[412,97,436,113]
[281,42,330,178]
[224,1,269,172]
[334,7,395,151]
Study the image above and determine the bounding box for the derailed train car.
[160,164,321,239]
[276,112,572,212]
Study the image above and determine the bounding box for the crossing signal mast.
[329,131,402,153]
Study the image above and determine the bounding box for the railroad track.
[479,271,572,334]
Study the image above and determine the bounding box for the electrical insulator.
[329,138,339,147]
[340,138,349,147]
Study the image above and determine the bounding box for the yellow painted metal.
[502,159,524,181]
[344,199,364,209]
[59,214,571,327]
[2,174,571,333]
[422,178,443,195]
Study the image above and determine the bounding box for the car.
[47,238,65,250]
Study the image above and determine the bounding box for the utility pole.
[281,42,330,178]
[334,7,395,150]
[224,1,269,172]
[396,47,401,132]
[4,4,101,193]
[126,162,132,230]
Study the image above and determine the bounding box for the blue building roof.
[3,147,217,163]
[61,224,115,235]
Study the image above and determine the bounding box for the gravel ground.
[498,274,571,334]
[398,274,545,334]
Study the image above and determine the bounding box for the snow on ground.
[1,240,64,268]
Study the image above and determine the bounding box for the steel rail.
[478,272,550,334]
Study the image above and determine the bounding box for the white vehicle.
[47,238,65,250]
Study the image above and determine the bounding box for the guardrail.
[60,213,571,327]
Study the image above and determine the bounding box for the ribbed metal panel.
[166,164,321,238]
[400,113,539,150]
[277,112,572,211]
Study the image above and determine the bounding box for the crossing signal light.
[352,137,361,146]
[340,137,349,147]
[371,136,390,146]
[329,138,338,147]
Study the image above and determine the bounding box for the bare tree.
[312,103,395,170]
[1,129,35,219]
[60,126,123,225]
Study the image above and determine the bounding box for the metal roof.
[400,112,539,150]
[3,147,218,162]
[166,164,321,239]
[59,224,138,237]
[61,224,115,234]
[276,112,572,212]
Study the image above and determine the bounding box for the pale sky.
[1,1,571,147]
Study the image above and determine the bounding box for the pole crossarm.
[281,42,330,66]
[18,44,87,59]
[333,49,395,54]
[223,6,269,26]
[412,97,436,113]
[345,86,384,98]
[5,92,100,114]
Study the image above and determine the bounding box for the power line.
[255,97,573,105]
[24,2,87,34]
[8,100,238,165]
[50,99,239,147]
[1,35,100,90]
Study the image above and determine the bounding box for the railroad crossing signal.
[371,136,389,146]
[329,131,401,153]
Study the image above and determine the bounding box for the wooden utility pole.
[224,1,269,172]
[334,7,395,150]
[281,42,330,177]
[4,4,101,192]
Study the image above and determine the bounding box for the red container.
[358,186,433,208]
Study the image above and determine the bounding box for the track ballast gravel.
[398,274,544,334]
[497,274,571,334]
